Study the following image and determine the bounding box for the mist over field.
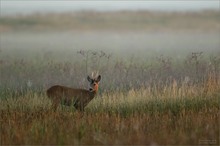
[1,10,219,59]
[0,2,219,145]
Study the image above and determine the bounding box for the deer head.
[87,73,101,92]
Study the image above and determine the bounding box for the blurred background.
[0,1,219,92]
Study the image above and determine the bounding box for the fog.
[1,31,219,62]
[0,2,219,61]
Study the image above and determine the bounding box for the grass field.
[0,51,219,145]
[0,11,220,145]
[0,78,219,145]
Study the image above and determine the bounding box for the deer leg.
[73,98,82,111]
[79,104,85,118]
[79,101,85,112]
[51,98,60,111]
[51,102,58,111]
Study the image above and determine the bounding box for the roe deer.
[47,74,101,111]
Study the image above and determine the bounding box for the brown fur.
[47,75,101,111]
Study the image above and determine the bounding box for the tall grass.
[0,73,219,145]
[0,49,219,144]
[0,50,219,93]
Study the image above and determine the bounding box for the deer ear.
[87,76,92,82]
[96,75,101,82]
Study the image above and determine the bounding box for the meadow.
[0,11,220,145]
